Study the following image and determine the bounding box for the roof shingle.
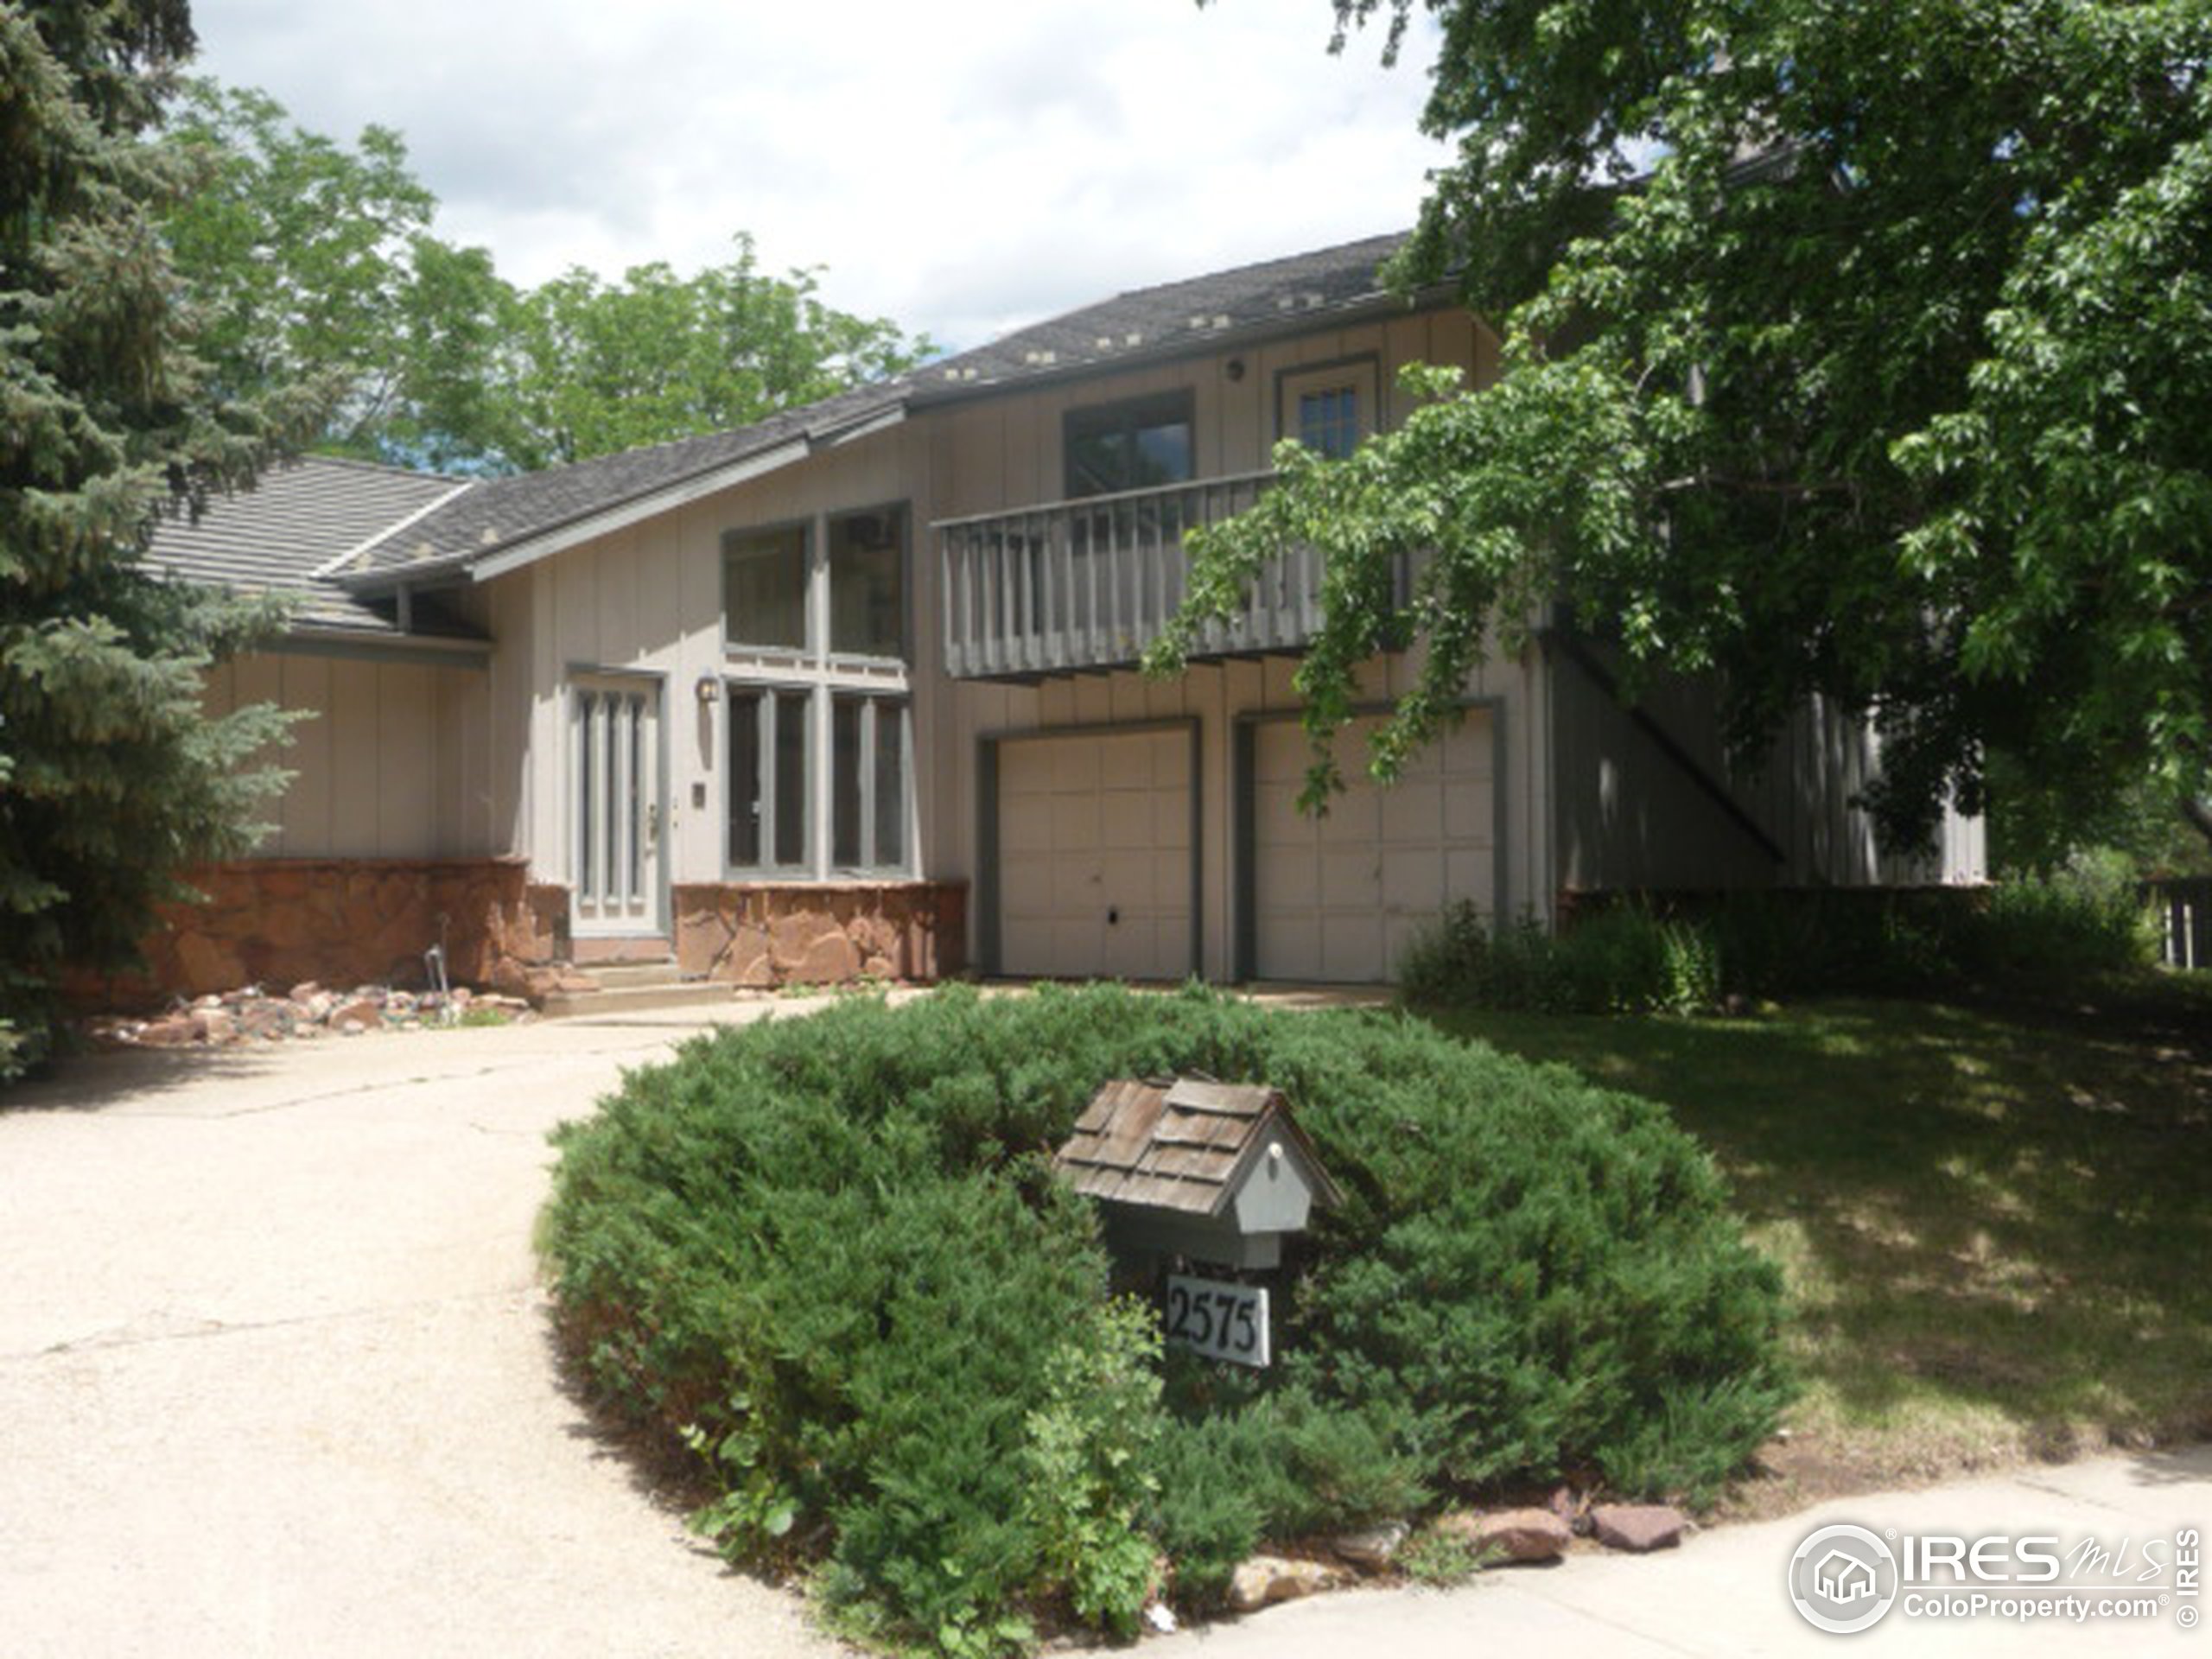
[340,231,1414,588]
[143,457,480,639]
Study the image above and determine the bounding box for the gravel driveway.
[0,1006,847,1659]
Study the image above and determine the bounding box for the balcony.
[936,472,1325,681]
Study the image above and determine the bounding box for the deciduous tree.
[161,86,932,473]
[499,238,930,471]
[1167,0,2212,853]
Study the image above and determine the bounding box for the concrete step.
[538,979,735,1020]
[569,935,677,968]
[582,959,683,990]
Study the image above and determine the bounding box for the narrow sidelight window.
[727,685,812,872]
[830,693,910,873]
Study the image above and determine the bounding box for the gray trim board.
[274,630,492,669]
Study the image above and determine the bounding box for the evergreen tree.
[1,1,305,1077]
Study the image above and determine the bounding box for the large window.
[723,525,807,651]
[722,502,913,878]
[1064,391,1195,499]
[828,505,906,659]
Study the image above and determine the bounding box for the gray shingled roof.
[343,380,901,582]
[339,231,1414,590]
[143,457,483,639]
[914,231,1410,396]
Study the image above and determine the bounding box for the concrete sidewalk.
[3,1000,2203,1656]
[1150,1447,2209,1655]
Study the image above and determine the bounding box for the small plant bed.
[81,980,528,1048]
[540,983,1790,1656]
[1419,974,2212,1514]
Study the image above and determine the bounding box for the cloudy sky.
[186,0,1448,352]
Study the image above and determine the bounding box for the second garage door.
[1250,711,1495,983]
[998,728,1195,981]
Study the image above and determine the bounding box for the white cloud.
[186,0,1445,349]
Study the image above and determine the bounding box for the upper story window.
[1297,385,1361,458]
[724,504,908,664]
[828,505,906,659]
[1065,391,1195,499]
[1279,359,1378,461]
[723,524,808,652]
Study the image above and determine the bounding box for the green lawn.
[1419,977,2212,1510]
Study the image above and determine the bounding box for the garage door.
[1251,712,1494,982]
[998,728,1194,980]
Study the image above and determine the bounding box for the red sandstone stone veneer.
[673,881,967,988]
[71,857,566,1008]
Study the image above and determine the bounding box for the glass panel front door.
[571,676,663,935]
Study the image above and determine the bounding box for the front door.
[570,676,664,936]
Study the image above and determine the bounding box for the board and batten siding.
[471,297,1541,977]
[961,643,1551,982]
[482,418,938,898]
[1547,644,1986,891]
[201,649,494,858]
[931,304,1535,983]
[925,307,1493,524]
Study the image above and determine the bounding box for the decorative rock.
[137,1014,199,1046]
[1331,1520,1409,1571]
[1434,1508,1573,1563]
[238,1005,288,1041]
[1591,1504,1687,1554]
[190,1007,237,1044]
[327,997,384,1031]
[1227,1554,1346,1613]
[288,980,322,1003]
[1484,1508,1574,1561]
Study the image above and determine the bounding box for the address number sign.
[1164,1273,1269,1368]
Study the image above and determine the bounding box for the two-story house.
[143,232,1982,1000]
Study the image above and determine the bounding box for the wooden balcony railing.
[936,472,1326,680]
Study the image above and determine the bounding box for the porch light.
[695,674,721,707]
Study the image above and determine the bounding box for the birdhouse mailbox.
[1052,1077,1342,1272]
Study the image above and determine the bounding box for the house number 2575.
[1164,1273,1269,1368]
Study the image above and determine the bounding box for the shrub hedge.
[542,984,1790,1653]
[1402,871,2161,1014]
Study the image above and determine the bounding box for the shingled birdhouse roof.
[1053,1077,1344,1217]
